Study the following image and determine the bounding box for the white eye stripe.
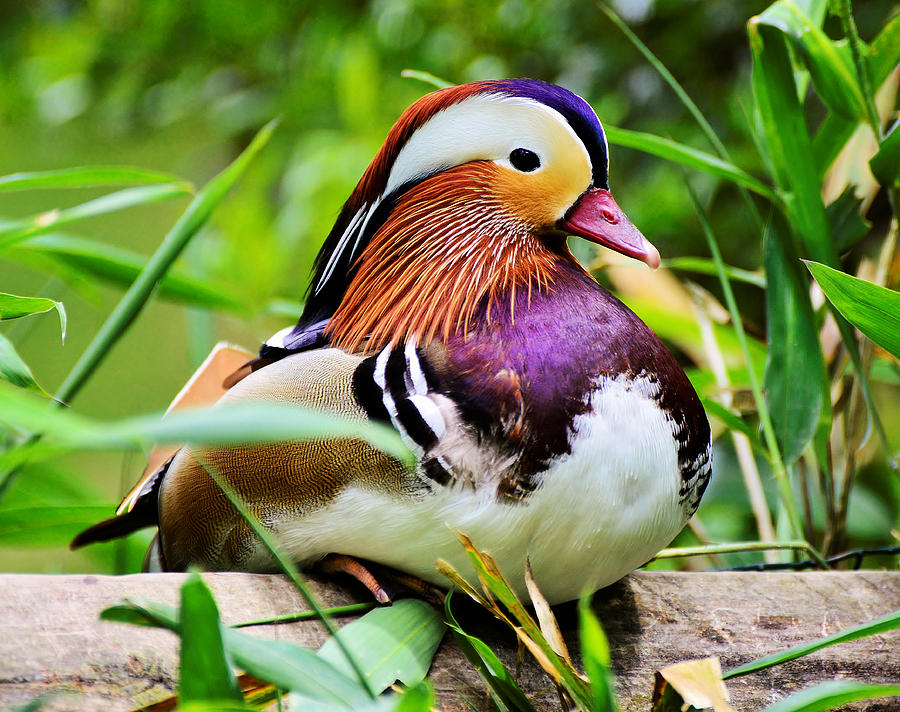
[315,205,368,294]
[347,201,381,264]
[384,93,592,198]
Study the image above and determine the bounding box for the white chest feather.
[275,374,687,604]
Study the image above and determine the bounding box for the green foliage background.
[0,0,898,574]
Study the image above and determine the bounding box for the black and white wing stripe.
[353,341,456,487]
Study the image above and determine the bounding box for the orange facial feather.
[326,162,574,353]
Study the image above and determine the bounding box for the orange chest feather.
[325,163,567,353]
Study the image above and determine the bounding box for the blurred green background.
[1,0,897,574]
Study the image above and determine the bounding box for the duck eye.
[509,148,540,172]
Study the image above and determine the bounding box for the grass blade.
[686,184,800,537]
[0,184,190,250]
[443,592,539,712]
[0,333,50,396]
[0,504,113,546]
[662,257,766,288]
[805,260,900,358]
[579,592,618,712]
[102,598,371,706]
[11,233,241,311]
[0,382,412,465]
[179,574,243,704]
[53,118,279,407]
[725,608,900,678]
[195,457,379,701]
[756,680,900,712]
[400,69,453,89]
[604,125,778,203]
[0,166,191,192]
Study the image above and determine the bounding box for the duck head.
[291,79,659,353]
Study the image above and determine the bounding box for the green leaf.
[764,222,825,464]
[699,397,765,454]
[870,119,900,186]
[0,504,113,546]
[0,166,191,192]
[805,261,900,358]
[826,187,870,252]
[0,292,68,341]
[604,125,778,203]
[579,593,618,712]
[756,1,866,121]
[172,704,248,712]
[443,593,538,712]
[53,118,279,407]
[725,608,900,678]
[0,382,413,465]
[102,598,371,707]
[179,575,243,704]
[813,11,900,173]
[749,16,836,262]
[756,681,900,712]
[393,682,436,712]
[317,599,445,693]
[0,183,191,250]
[11,234,242,312]
[0,332,50,396]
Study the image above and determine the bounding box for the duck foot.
[317,554,445,606]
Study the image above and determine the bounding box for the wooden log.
[0,571,897,711]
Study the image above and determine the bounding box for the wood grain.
[0,571,897,711]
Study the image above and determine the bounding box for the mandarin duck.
[73,79,711,604]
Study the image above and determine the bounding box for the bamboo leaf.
[604,125,778,203]
[749,14,837,263]
[0,166,192,192]
[0,332,50,396]
[0,292,67,341]
[813,11,900,173]
[826,187,870,252]
[764,222,825,464]
[0,504,112,545]
[54,118,279,407]
[11,234,242,312]
[455,534,594,709]
[443,593,538,712]
[756,681,900,712]
[102,598,371,706]
[0,184,190,250]
[805,261,900,358]
[179,574,243,704]
[756,1,867,121]
[0,381,413,465]
[869,119,900,186]
[317,599,445,693]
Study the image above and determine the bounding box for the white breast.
[275,373,687,604]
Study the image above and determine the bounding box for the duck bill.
[561,188,660,269]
